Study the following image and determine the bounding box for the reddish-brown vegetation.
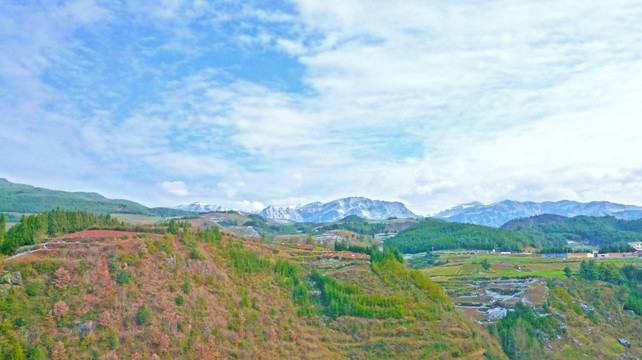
[53,266,71,289]
[53,301,69,317]
[322,251,371,259]
[59,229,138,240]
[286,243,315,250]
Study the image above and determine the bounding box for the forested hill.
[0,178,192,217]
[513,215,642,246]
[385,218,535,253]
[500,214,568,229]
[387,215,642,254]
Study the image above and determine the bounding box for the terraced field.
[421,253,641,281]
[413,252,641,323]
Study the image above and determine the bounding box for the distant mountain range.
[6,176,642,228]
[259,196,418,223]
[434,200,642,227]
[0,178,193,218]
[173,202,229,212]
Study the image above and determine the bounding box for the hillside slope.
[520,216,642,247]
[0,178,192,218]
[0,227,505,359]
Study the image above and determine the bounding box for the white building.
[628,242,642,251]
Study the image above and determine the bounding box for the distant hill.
[385,218,533,253]
[388,214,642,253]
[501,214,568,229]
[0,178,193,217]
[260,196,418,223]
[514,215,642,247]
[434,200,642,227]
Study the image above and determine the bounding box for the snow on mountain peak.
[259,197,418,223]
[173,202,228,212]
[433,200,642,227]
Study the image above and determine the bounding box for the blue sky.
[2,0,642,214]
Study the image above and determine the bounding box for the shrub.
[189,248,205,260]
[25,283,39,297]
[181,280,192,295]
[53,301,69,318]
[175,295,185,306]
[105,331,118,350]
[14,317,26,327]
[136,305,151,325]
[116,270,133,285]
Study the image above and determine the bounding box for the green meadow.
[419,253,641,281]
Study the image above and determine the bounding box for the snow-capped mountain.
[260,197,418,223]
[433,200,642,227]
[259,205,303,222]
[173,202,228,213]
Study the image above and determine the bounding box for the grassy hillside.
[0,178,192,218]
[489,276,641,359]
[0,225,505,359]
[410,250,641,359]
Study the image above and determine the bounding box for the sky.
[2,0,642,215]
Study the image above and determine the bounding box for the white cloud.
[161,181,190,197]
[2,0,642,214]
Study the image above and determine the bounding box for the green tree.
[579,260,598,281]
[10,339,27,360]
[0,213,6,242]
[168,219,179,234]
[1,209,121,255]
[481,258,491,271]
[27,344,46,360]
[563,266,572,278]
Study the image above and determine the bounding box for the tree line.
[578,260,641,315]
[0,209,122,255]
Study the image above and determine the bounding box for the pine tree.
[10,339,27,360]
[27,345,46,360]
[481,258,491,271]
[168,219,179,234]
[0,213,6,243]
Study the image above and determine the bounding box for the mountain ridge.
[0,178,193,218]
[259,196,419,222]
[434,199,642,227]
